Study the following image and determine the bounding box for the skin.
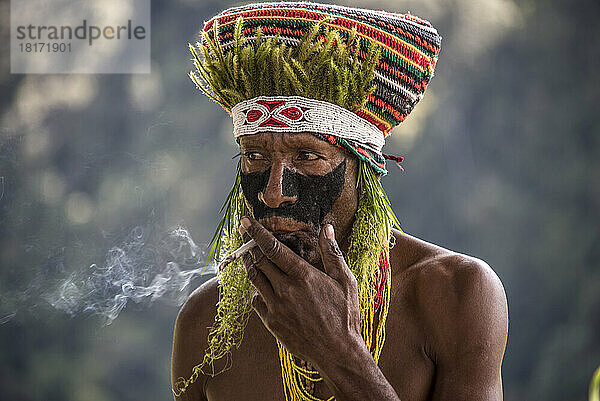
[171,132,509,401]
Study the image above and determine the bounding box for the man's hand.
[239,216,362,366]
[239,216,401,401]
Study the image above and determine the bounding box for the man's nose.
[259,162,298,209]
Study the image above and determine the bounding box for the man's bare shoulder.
[390,230,508,358]
[176,276,219,330]
[391,229,506,301]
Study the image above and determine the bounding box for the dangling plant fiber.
[204,159,245,268]
[347,161,401,363]
[189,15,382,114]
[590,365,600,401]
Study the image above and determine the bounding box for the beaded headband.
[192,1,442,173]
[232,96,385,154]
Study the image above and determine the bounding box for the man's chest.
[204,304,435,401]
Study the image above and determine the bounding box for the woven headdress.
[190,1,441,174]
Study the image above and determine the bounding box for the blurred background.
[1,0,598,400]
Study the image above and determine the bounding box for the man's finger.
[241,253,276,304]
[250,247,288,292]
[242,242,288,297]
[318,224,354,288]
[251,292,269,319]
[240,216,307,278]
[240,230,252,244]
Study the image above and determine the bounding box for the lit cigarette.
[217,239,257,270]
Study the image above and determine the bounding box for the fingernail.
[324,224,334,239]
[241,216,251,229]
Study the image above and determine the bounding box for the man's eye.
[297,151,319,161]
[245,152,265,160]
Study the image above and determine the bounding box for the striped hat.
[193,2,441,174]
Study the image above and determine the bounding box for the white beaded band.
[231,96,384,154]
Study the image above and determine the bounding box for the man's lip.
[269,228,306,234]
[259,216,313,233]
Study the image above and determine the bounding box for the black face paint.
[240,159,347,228]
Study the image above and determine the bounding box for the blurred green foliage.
[0,0,598,400]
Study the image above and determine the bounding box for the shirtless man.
[172,2,508,400]
[171,131,508,401]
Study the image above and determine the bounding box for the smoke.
[13,224,216,326]
[0,312,16,325]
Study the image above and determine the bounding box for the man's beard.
[272,228,322,267]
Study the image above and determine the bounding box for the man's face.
[239,132,359,267]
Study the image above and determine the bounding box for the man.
[172,3,508,400]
